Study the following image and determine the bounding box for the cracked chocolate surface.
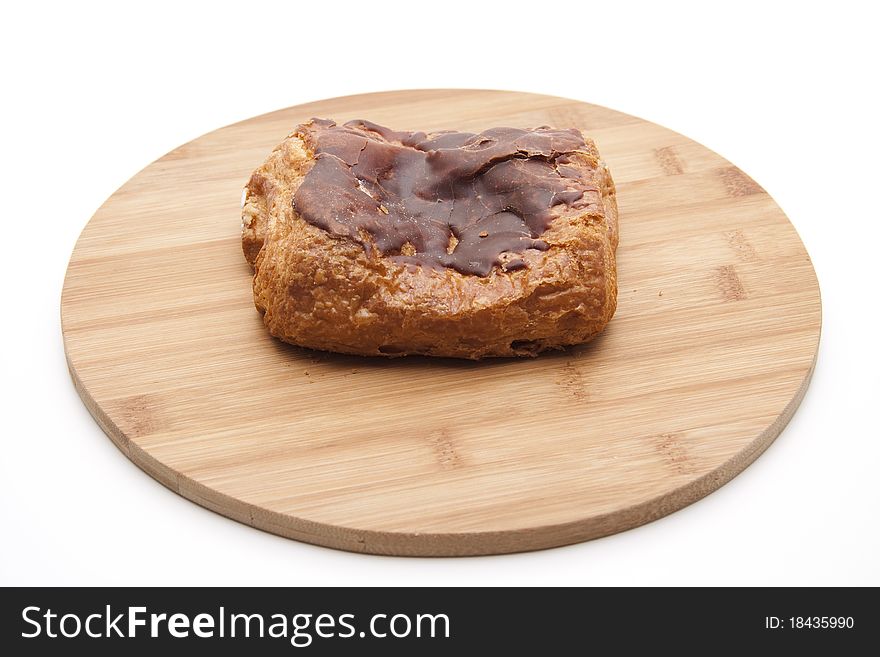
[292,118,596,276]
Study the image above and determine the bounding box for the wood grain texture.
[61,90,821,556]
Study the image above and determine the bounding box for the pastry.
[242,118,618,359]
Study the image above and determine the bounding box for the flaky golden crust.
[242,126,618,359]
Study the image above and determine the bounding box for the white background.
[2,0,878,586]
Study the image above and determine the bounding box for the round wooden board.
[62,90,821,556]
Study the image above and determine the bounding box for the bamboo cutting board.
[61,90,821,556]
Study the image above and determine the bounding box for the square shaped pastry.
[242,119,618,359]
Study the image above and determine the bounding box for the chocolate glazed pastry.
[242,118,618,359]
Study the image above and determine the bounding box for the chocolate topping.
[292,118,596,276]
